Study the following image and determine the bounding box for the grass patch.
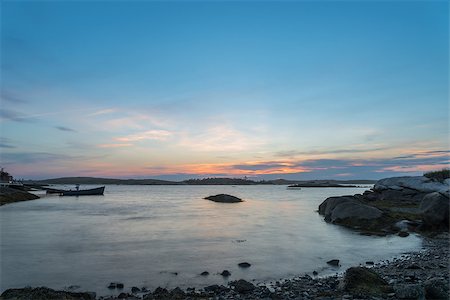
[424,168,450,183]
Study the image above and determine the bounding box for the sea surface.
[0,185,421,296]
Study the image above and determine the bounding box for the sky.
[0,0,449,180]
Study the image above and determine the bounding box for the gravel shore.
[100,232,449,299]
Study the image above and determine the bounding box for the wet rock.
[366,261,374,265]
[230,279,255,294]
[327,259,340,266]
[108,282,117,289]
[221,270,231,277]
[398,231,410,237]
[204,194,243,203]
[424,278,449,299]
[312,271,318,276]
[341,267,392,296]
[118,292,130,298]
[131,286,140,293]
[0,287,96,300]
[200,271,209,276]
[394,284,424,299]
[116,283,124,289]
[204,284,221,292]
[238,262,251,268]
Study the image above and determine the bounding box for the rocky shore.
[2,233,447,299]
[0,186,39,206]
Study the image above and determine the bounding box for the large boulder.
[330,202,383,223]
[340,267,392,296]
[204,194,243,203]
[424,278,449,299]
[318,196,359,219]
[229,279,255,294]
[420,192,449,230]
[374,176,448,194]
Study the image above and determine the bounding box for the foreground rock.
[204,194,243,203]
[0,186,40,206]
[340,267,392,296]
[318,176,449,234]
[0,287,95,300]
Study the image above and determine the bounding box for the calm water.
[0,185,421,296]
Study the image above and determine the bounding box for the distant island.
[25,177,376,186]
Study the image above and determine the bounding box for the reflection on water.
[0,185,421,296]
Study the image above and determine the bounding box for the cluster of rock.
[318,176,449,234]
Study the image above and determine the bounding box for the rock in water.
[230,279,255,294]
[341,267,392,296]
[220,270,231,276]
[238,262,251,268]
[327,259,340,266]
[204,194,243,203]
[200,271,209,276]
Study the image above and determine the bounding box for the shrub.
[424,169,450,182]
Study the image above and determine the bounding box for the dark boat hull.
[61,186,105,196]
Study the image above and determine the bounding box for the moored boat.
[61,186,105,196]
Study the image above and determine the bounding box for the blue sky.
[1,1,448,180]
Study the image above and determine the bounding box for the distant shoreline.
[25,176,376,186]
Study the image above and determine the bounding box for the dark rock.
[238,262,251,268]
[420,192,449,230]
[221,270,231,276]
[152,287,169,298]
[312,271,318,276]
[108,282,117,289]
[341,267,392,296]
[0,186,40,206]
[118,292,129,298]
[131,286,140,293]
[406,263,422,270]
[398,231,410,237]
[394,284,424,299]
[204,194,243,203]
[230,279,255,294]
[424,278,449,299]
[116,283,124,289]
[327,259,340,266]
[170,287,185,299]
[366,261,374,265]
[330,202,383,223]
[204,284,221,292]
[200,271,209,276]
[0,287,96,300]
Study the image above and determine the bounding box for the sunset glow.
[1,1,448,180]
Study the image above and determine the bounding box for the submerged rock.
[220,270,231,277]
[200,271,209,276]
[238,262,251,268]
[204,194,243,203]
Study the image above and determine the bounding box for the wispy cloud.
[55,126,76,132]
[0,108,35,123]
[275,147,389,158]
[1,90,27,104]
[179,125,265,152]
[97,143,133,148]
[88,108,116,117]
[115,130,172,142]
